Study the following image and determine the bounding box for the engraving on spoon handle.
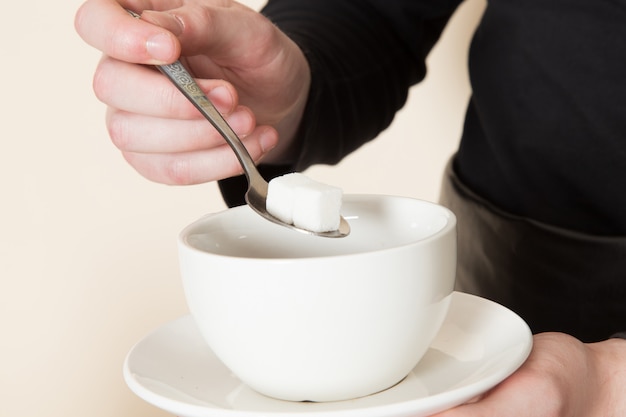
[158,63,260,179]
[125,9,266,189]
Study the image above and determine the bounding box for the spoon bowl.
[127,10,349,237]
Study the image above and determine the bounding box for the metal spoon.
[127,10,350,238]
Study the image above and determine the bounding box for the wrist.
[610,331,626,340]
[263,40,311,165]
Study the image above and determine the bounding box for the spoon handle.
[125,9,262,184]
[156,62,262,183]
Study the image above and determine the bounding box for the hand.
[432,333,626,417]
[74,0,311,184]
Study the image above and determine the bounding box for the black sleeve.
[219,0,463,207]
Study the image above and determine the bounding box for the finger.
[75,0,181,64]
[138,3,276,63]
[94,56,238,119]
[106,106,257,153]
[430,368,558,417]
[121,126,279,185]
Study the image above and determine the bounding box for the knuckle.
[166,157,194,185]
[73,4,88,36]
[106,112,131,150]
[92,64,111,103]
[156,83,191,119]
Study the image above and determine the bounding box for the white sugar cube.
[266,173,343,232]
[266,173,314,224]
[292,182,342,232]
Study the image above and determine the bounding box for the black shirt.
[221,0,626,237]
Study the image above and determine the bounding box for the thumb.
[75,0,181,64]
[431,402,490,417]
[139,3,277,66]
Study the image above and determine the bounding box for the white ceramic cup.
[178,194,456,402]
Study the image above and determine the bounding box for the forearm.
[260,0,459,170]
[219,0,461,206]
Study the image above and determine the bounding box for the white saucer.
[124,292,532,417]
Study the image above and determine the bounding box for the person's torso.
[456,0,626,235]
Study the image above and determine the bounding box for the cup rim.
[178,194,457,261]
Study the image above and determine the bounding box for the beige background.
[0,0,484,416]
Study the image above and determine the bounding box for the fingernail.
[227,111,253,134]
[260,129,278,153]
[141,10,184,36]
[207,86,232,108]
[146,33,174,63]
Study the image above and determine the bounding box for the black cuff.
[610,332,626,340]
